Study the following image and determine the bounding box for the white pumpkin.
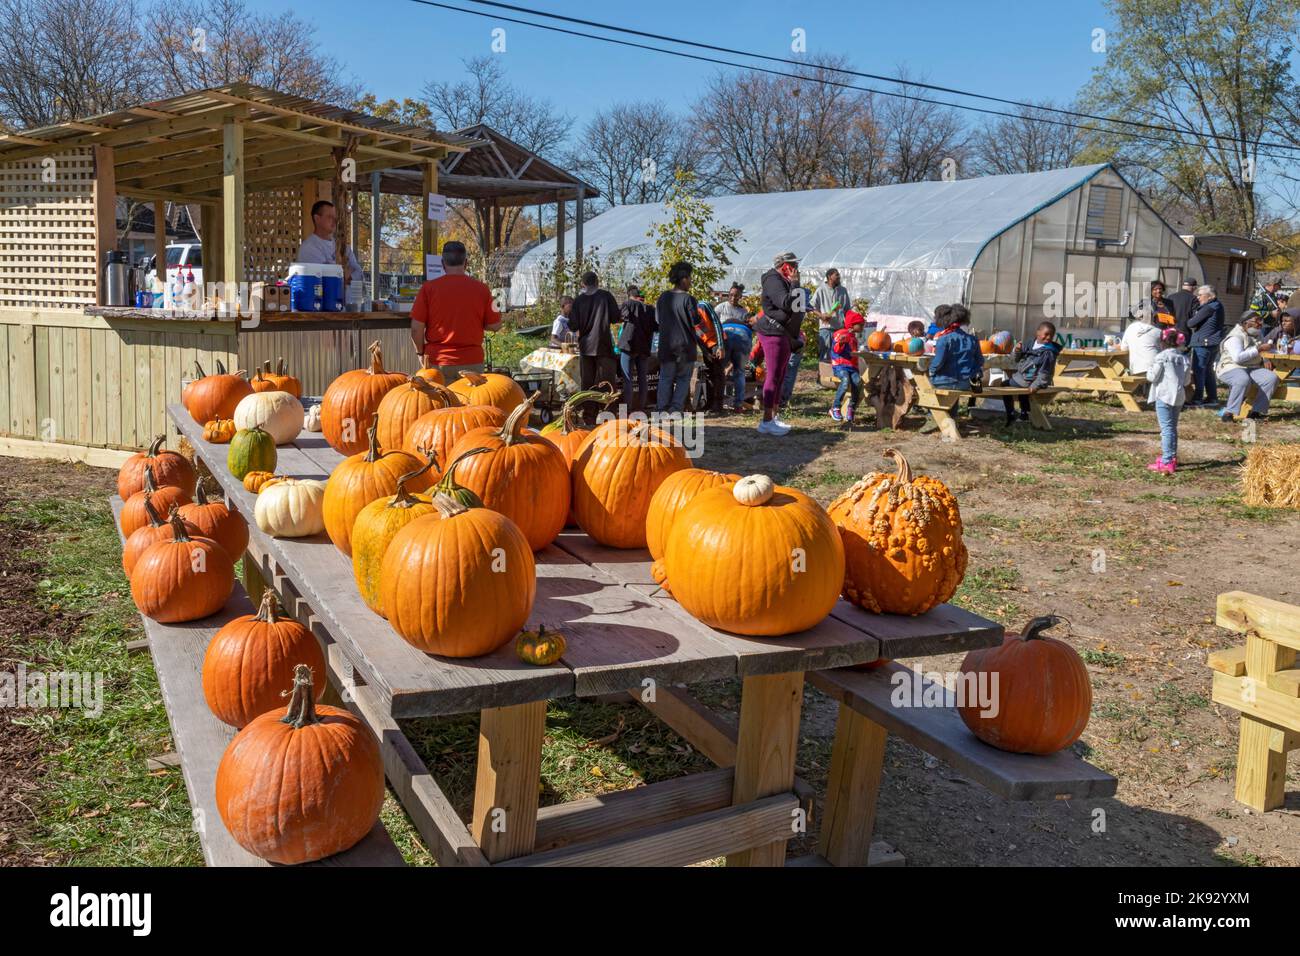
[254,478,327,537]
[234,390,304,445]
[304,404,322,432]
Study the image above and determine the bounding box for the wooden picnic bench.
[1233,351,1300,420]
[165,403,1113,866]
[1053,348,1145,413]
[1208,591,1300,812]
[109,497,406,867]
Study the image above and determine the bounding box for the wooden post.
[555,195,566,273]
[575,186,585,266]
[819,703,889,866]
[153,200,168,294]
[93,145,117,305]
[421,160,439,277]
[470,701,545,862]
[370,171,381,300]
[727,671,804,867]
[221,120,244,290]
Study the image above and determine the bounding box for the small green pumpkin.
[515,625,567,666]
[228,426,277,480]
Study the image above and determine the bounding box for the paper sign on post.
[426,193,447,222]
[425,254,444,281]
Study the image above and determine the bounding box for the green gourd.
[228,427,277,480]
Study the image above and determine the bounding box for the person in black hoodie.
[569,271,621,425]
[1166,277,1198,338]
[617,284,656,412]
[755,251,804,435]
[655,261,699,413]
[1004,321,1062,425]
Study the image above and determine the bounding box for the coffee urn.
[103,251,129,307]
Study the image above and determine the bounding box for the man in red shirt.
[409,241,502,381]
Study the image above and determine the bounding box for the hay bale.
[1242,444,1300,508]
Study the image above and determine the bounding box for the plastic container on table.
[319,264,345,312]
[287,262,321,312]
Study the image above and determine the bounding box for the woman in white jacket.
[1216,312,1279,422]
[1121,303,1162,375]
[1146,328,1190,474]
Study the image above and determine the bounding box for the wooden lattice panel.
[244,187,301,284]
[0,149,97,309]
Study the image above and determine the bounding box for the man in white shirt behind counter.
[298,200,364,281]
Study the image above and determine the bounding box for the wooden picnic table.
[169,403,1005,866]
[1251,350,1300,412]
[1052,348,1145,412]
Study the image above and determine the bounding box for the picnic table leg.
[471,700,546,862]
[819,702,888,867]
[727,671,804,867]
[1098,361,1143,413]
[1027,397,1053,430]
[1234,716,1290,812]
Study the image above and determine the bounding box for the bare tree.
[568,101,696,206]
[968,102,1085,176]
[0,0,157,128]
[154,0,357,102]
[878,69,969,183]
[421,56,571,155]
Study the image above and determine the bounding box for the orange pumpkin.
[120,465,192,538]
[202,590,326,728]
[866,330,892,352]
[540,386,618,468]
[571,418,689,548]
[250,363,279,393]
[117,434,196,500]
[322,415,430,556]
[122,499,200,576]
[320,341,408,456]
[414,355,444,385]
[215,664,383,864]
[402,404,505,475]
[447,371,526,415]
[178,481,249,560]
[129,511,234,623]
[182,359,253,425]
[267,357,302,398]
[664,475,845,636]
[646,468,740,587]
[203,418,237,444]
[957,615,1092,755]
[375,375,460,455]
[380,494,536,657]
[978,339,995,355]
[242,471,282,494]
[444,397,570,551]
[827,448,967,616]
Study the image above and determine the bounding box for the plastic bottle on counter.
[182,266,198,311]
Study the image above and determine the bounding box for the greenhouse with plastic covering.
[509,163,1202,340]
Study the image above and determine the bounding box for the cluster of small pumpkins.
[979,330,1015,354]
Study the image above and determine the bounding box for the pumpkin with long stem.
[645,468,740,589]
[380,493,535,657]
[375,375,460,454]
[427,446,488,510]
[401,403,505,474]
[267,358,302,397]
[130,511,234,622]
[664,475,845,636]
[320,340,408,455]
[182,359,253,424]
[570,418,689,548]
[249,364,278,393]
[447,370,526,415]
[350,453,445,616]
[957,615,1092,755]
[215,664,384,864]
[179,481,249,560]
[444,395,569,551]
[117,433,196,500]
[541,385,620,523]
[122,499,199,576]
[323,415,430,556]
[202,591,326,728]
[120,465,192,537]
[827,448,968,616]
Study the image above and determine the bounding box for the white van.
[145,243,203,292]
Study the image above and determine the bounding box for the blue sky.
[258,0,1115,128]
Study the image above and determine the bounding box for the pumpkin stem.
[559,385,616,433]
[500,393,538,445]
[142,464,158,495]
[432,447,488,507]
[167,507,192,543]
[363,414,382,461]
[461,371,487,386]
[367,340,385,375]
[408,375,459,406]
[277,357,288,377]
[215,359,227,375]
[192,360,207,379]
[1022,614,1065,641]
[254,588,281,624]
[882,447,911,484]
[391,454,436,507]
[431,491,470,520]
[280,664,320,729]
[142,492,165,528]
[147,434,166,457]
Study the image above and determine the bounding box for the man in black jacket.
[655,262,699,413]
[617,285,656,412]
[1187,284,1226,406]
[569,271,621,425]
[1166,277,1198,338]
[755,251,804,435]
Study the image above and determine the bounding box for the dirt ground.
[3,381,1299,867]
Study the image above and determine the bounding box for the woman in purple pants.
[754,251,804,436]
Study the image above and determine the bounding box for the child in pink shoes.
[1146,328,1190,475]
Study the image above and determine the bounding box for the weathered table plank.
[829,600,1004,659]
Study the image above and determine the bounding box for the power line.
[458,0,1298,156]
[406,0,1298,163]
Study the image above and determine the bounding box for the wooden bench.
[1208,591,1300,811]
[924,386,1060,441]
[110,496,406,867]
[804,661,1117,867]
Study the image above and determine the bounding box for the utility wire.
[407,0,1297,162]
